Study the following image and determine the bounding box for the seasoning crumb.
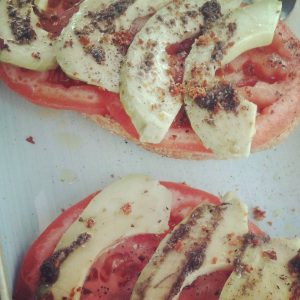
[262,250,277,260]
[121,202,132,215]
[26,136,35,144]
[252,207,266,221]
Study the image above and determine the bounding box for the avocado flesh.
[131,193,248,300]
[55,0,170,93]
[0,0,57,71]
[120,0,242,144]
[220,238,300,300]
[37,175,172,300]
[184,0,281,158]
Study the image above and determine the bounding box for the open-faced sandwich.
[14,175,300,299]
[1,0,300,159]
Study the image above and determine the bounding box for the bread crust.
[87,114,300,160]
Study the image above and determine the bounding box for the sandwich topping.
[1,0,299,159]
[56,0,170,92]
[13,175,300,300]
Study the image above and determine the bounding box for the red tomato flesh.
[14,182,261,300]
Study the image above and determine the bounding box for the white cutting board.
[1,3,300,298]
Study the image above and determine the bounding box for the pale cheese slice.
[38,174,172,300]
[131,193,248,300]
[184,0,282,158]
[220,238,300,300]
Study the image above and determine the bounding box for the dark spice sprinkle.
[0,38,10,52]
[227,22,237,38]
[89,46,106,64]
[211,40,225,62]
[39,233,91,286]
[86,0,135,33]
[141,52,155,72]
[7,1,37,45]
[200,0,222,24]
[195,83,240,113]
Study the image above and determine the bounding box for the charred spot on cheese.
[39,233,91,285]
[195,83,240,114]
[200,0,222,24]
[7,0,36,44]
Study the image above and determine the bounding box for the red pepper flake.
[267,221,273,226]
[252,206,266,221]
[211,257,218,264]
[262,250,277,260]
[79,36,90,46]
[26,136,35,144]
[121,203,132,215]
[174,240,184,252]
[112,31,133,48]
[169,82,184,97]
[86,218,96,229]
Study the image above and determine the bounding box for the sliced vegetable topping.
[184,0,281,158]
[0,0,57,71]
[120,0,241,144]
[37,175,172,300]
[131,193,248,300]
[55,0,170,92]
[220,237,300,300]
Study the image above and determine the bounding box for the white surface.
[0,3,300,298]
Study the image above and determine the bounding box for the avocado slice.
[37,175,172,300]
[55,0,170,93]
[184,0,281,158]
[220,238,300,299]
[131,193,248,300]
[120,0,242,144]
[0,0,57,71]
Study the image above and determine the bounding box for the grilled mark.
[134,204,225,300]
[39,233,91,286]
[7,0,36,44]
[166,205,224,299]
[233,233,269,276]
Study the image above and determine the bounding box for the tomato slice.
[14,182,261,300]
